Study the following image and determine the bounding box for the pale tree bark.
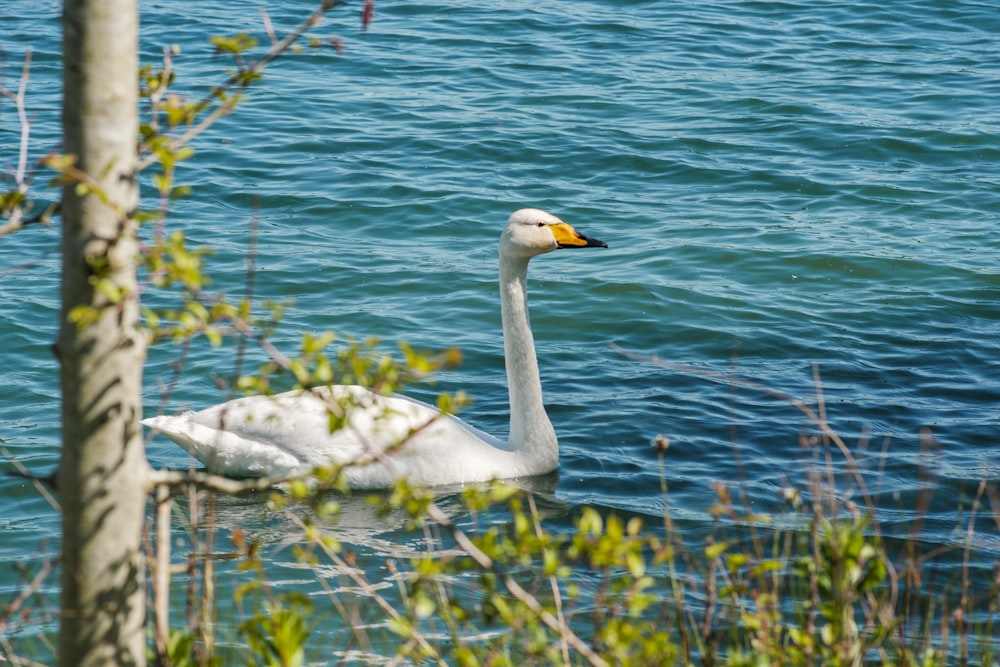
[57,1,148,666]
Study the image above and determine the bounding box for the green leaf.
[488,482,520,504]
[208,33,259,54]
[386,615,413,638]
[151,172,170,194]
[749,558,783,576]
[625,550,646,578]
[860,554,887,592]
[413,593,436,619]
[726,552,749,571]
[705,540,730,560]
[820,622,837,646]
[204,326,222,347]
[578,507,603,535]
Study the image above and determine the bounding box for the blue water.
[2,0,999,658]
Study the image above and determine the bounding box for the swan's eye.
[537,222,546,228]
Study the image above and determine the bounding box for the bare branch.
[0,49,36,238]
[151,485,171,660]
[2,445,61,513]
[259,6,278,47]
[147,466,294,495]
[10,49,33,186]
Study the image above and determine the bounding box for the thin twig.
[0,49,35,238]
[2,446,60,513]
[286,512,448,666]
[529,492,571,665]
[11,50,32,187]
[151,336,192,426]
[152,485,172,660]
[136,0,342,172]
[148,467,294,495]
[0,555,58,633]
[259,6,278,47]
[230,208,259,395]
[421,501,610,667]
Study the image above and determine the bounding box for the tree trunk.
[57,1,147,665]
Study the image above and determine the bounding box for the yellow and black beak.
[550,222,608,249]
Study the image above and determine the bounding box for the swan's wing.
[144,385,495,480]
[186,386,374,465]
[142,412,305,478]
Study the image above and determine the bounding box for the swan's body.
[143,209,606,488]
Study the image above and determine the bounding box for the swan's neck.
[499,255,557,456]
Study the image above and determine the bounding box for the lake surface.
[2,0,998,659]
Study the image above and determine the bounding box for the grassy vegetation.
[8,396,995,667]
[147,421,999,667]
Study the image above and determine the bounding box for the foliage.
[121,444,995,667]
[236,553,314,667]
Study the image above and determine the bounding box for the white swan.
[143,208,607,488]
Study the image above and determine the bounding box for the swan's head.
[500,208,608,260]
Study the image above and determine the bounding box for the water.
[2,0,998,657]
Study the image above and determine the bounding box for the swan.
[143,208,607,488]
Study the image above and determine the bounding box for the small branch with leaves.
[137,0,357,175]
[0,49,57,238]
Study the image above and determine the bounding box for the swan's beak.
[551,222,608,249]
